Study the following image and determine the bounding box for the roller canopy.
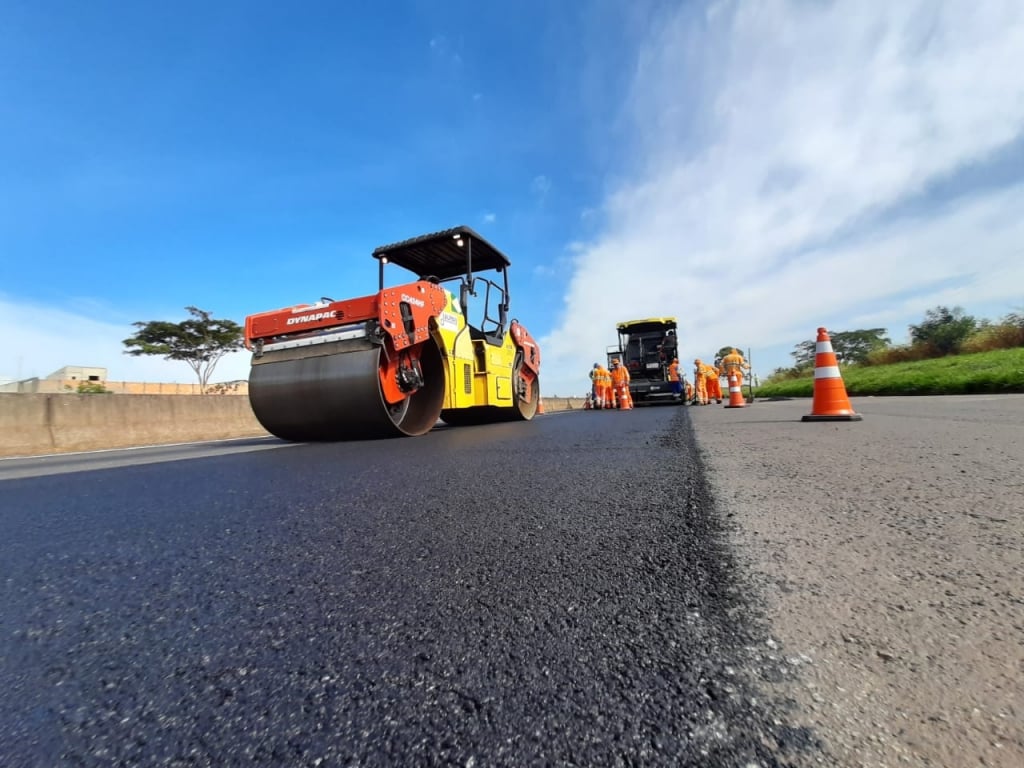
[372,226,511,281]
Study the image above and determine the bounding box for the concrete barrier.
[0,394,267,458]
[0,394,589,458]
[542,397,588,412]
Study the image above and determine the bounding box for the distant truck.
[606,317,682,404]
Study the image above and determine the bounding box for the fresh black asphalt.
[0,407,817,766]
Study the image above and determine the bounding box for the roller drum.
[248,340,444,441]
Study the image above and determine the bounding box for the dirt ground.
[691,394,1023,767]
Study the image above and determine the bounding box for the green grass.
[754,347,1024,398]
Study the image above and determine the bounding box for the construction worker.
[721,348,750,390]
[660,329,678,361]
[693,359,708,405]
[589,363,600,402]
[609,358,632,409]
[592,362,612,409]
[668,357,683,400]
[706,362,723,404]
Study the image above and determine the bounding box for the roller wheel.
[440,362,539,426]
[513,368,540,420]
[249,340,445,441]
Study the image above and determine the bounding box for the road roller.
[243,226,542,440]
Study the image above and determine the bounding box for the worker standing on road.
[609,358,633,410]
[589,363,600,402]
[593,362,612,409]
[721,348,750,390]
[601,363,616,409]
[706,362,723,404]
[693,359,708,405]
[668,357,683,400]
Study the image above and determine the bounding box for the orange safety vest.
[722,354,746,373]
[610,366,629,386]
[668,361,680,381]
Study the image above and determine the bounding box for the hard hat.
[673,358,678,363]
[694,358,701,363]
[593,362,599,368]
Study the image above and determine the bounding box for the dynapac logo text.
[287,311,334,325]
[400,293,425,308]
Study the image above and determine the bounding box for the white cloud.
[0,296,252,385]
[539,0,1024,396]
[530,175,552,200]
[428,35,462,66]
[482,211,496,224]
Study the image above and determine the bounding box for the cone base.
[724,404,746,409]
[802,413,862,421]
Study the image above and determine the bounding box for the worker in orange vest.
[609,358,633,409]
[693,359,709,405]
[705,362,723,404]
[667,357,683,400]
[593,362,613,409]
[721,348,750,390]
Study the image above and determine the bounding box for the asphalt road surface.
[0,406,812,767]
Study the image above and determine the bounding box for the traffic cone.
[802,327,862,422]
[724,373,746,408]
[617,384,633,410]
[538,397,545,414]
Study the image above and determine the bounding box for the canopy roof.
[616,318,678,334]
[372,225,511,281]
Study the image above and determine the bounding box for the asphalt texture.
[0,406,815,766]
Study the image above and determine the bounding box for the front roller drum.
[249,341,445,441]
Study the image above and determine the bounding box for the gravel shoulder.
[690,395,1024,767]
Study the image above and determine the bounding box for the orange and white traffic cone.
[617,384,633,410]
[724,373,746,408]
[802,327,862,422]
[538,397,545,414]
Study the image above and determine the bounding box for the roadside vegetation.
[754,305,1024,398]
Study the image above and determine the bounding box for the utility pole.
[747,347,754,403]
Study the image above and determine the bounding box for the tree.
[123,306,244,390]
[75,381,111,394]
[791,328,890,367]
[909,306,977,356]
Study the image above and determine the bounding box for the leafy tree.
[909,306,977,356]
[123,306,244,391]
[1003,306,1024,330]
[76,381,111,394]
[791,328,890,367]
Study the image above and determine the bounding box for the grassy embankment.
[753,347,1024,398]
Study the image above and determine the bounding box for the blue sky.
[3,0,1023,396]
